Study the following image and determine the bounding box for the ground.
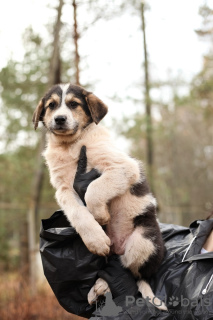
[0,272,85,320]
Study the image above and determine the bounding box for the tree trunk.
[28,134,46,295]
[28,0,63,295]
[48,0,63,87]
[141,1,154,193]
[72,0,80,85]
[20,221,29,279]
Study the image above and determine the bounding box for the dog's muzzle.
[54,115,67,125]
[51,116,79,134]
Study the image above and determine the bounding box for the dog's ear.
[32,99,45,130]
[85,92,108,124]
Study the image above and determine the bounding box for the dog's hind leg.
[120,227,156,278]
[120,227,167,311]
[137,280,167,311]
[88,278,110,305]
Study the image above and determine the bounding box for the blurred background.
[0,0,213,319]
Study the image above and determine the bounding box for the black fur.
[130,178,150,197]
[133,205,165,280]
[44,84,63,104]
[66,84,91,118]
[133,204,156,228]
[138,246,165,280]
[130,164,150,197]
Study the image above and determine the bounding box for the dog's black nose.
[55,115,67,125]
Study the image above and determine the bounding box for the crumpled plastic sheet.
[40,210,106,318]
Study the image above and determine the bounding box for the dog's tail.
[137,280,167,311]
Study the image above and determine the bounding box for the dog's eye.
[49,102,55,110]
[69,101,78,108]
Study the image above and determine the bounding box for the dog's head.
[33,84,108,137]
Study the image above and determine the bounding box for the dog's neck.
[47,122,97,147]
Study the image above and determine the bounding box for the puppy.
[33,83,166,310]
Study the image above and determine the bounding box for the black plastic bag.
[40,210,106,318]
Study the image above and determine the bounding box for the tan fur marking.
[45,94,60,108]
[85,93,108,124]
[65,94,82,105]
[42,107,54,130]
[32,100,44,129]
[72,106,89,124]
[65,93,74,101]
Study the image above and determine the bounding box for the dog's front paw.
[94,206,110,225]
[85,189,110,225]
[86,201,110,225]
[81,224,111,256]
[88,278,110,304]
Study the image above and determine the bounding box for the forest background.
[0,0,213,319]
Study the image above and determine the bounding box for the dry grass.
[0,273,86,320]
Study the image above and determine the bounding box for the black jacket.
[92,218,213,320]
[40,213,213,319]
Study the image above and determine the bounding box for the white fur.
[49,84,77,132]
[120,227,156,278]
[88,278,110,304]
[137,280,168,311]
